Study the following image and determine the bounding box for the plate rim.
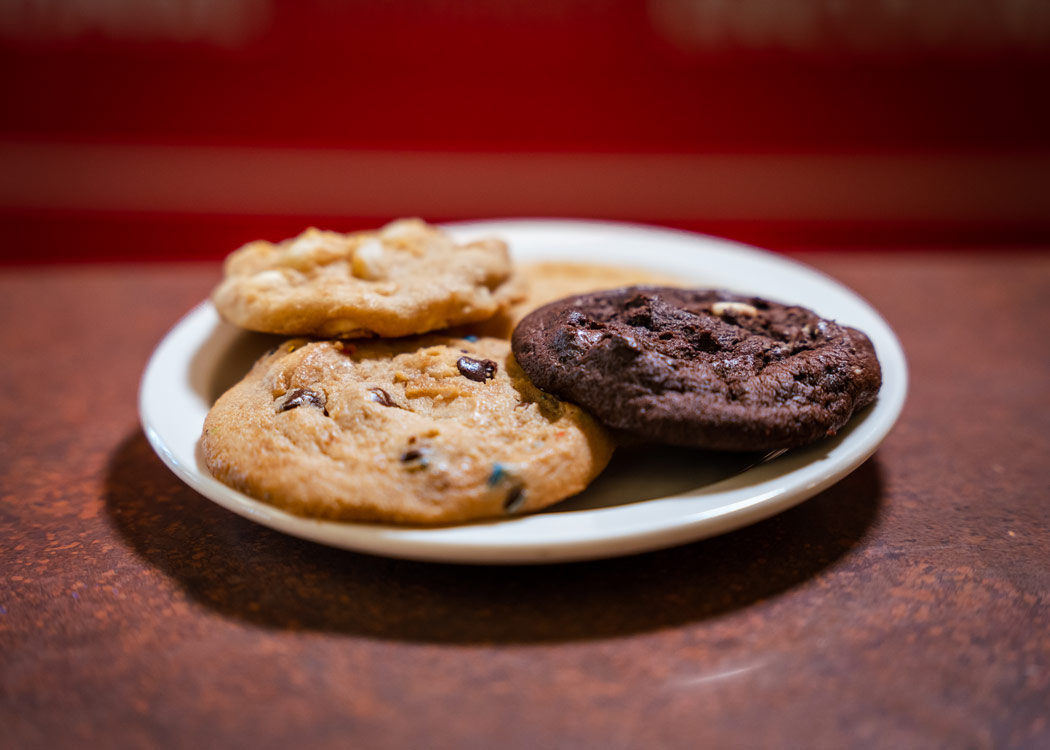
[139,218,908,564]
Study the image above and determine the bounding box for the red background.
[2,0,1049,262]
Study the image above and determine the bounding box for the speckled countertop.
[2,253,1048,749]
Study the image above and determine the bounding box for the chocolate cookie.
[511,287,882,451]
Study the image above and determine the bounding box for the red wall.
[2,0,1048,261]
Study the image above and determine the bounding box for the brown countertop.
[2,253,1049,749]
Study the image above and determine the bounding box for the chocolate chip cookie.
[511,287,882,451]
[212,219,522,338]
[202,336,614,524]
[462,260,684,338]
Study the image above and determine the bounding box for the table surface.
[2,252,1049,749]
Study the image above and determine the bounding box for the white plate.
[139,219,907,564]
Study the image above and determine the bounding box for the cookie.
[462,261,684,339]
[212,219,521,338]
[202,336,614,524]
[511,287,882,452]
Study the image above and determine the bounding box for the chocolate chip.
[488,463,506,487]
[368,387,398,407]
[457,356,497,382]
[278,388,327,415]
[400,448,429,471]
[503,485,526,513]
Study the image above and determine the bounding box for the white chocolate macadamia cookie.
[212,219,521,338]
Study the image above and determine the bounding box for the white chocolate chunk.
[252,269,288,287]
[711,301,759,317]
[351,239,387,280]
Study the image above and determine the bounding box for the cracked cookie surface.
[212,219,521,338]
[511,287,882,451]
[202,336,614,524]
